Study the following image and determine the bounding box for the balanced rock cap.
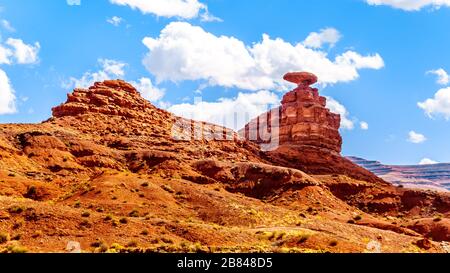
[283,72,318,87]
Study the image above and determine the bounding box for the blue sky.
[1,0,450,165]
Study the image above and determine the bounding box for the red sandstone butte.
[243,72,385,184]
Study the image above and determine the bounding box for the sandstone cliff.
[0,78,448,253]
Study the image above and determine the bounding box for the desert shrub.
[353,215,362,221]
[161,237,174,244]
[126,241,138,248]
[141,182,149,187]
[74,200,81,208]
[12,220,24,230]
[119,217,128,224]
[31,230,43,238]
[129,210,139,217]
[161,184,175,194]
[104,214,113,221]
[81,211,90,218]
[141,229,149,236]
[6,242,27,253]
[297,234,310,244]
[80,219,91,228]
[433,216,442,222]
[25,186,38,200]
[8,206,24,214]
[0,232,10,244]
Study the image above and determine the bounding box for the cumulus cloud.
[0,45,12,65]
[408,131,427,143]
[65,59,127,89]
[419,158,439,165]
[142,22,384,91]
[303,28,342,49]
[107,16,123,27]
[131,77,165,102]
[110,0,214,20]
[169,90,280,131]
[0,68,16,114]
[366,0,450,11]
[427,68,449,85]
[5,38,40,64]
[360,121,369,130]
[326,97,355,130]
[67,0,81,5]
[418,87,450,119]
[64,59,165,103]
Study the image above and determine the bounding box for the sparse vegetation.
[129,210,139,217]
[0,232,10,244]
[141,182,149,187]
[119,217,128,224]
[74,200,81,208]
[25,185,38,200]
[329,240,338,247]
[126,241,138,248]
[162,184,175,193]
[8,206,24,214]
[81,211,91,218]
[31,230,43,238]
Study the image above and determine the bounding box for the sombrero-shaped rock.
[283,72,318,86]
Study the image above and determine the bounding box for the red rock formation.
[52,80,155,119]
[243,72,386,184]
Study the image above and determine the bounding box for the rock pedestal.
[243,72,342,154]
[243,72,385,184]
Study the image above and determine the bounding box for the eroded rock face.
[243,72,384,184]
[243,72,342,153]
[52,80,155,119]
[279,83,342,153]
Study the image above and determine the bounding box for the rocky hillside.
[0,76,449,253]
[349,157,450,192]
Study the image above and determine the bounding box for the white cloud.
[64,59,165,103]
[107,16,123,26]
[0,68,16,114]
[0,45,12,65]
[326,97,355,130]
[303,28,342,49]
[131,77,165,102]
[366,0,450,11]
[110,0,212,19]
[169,90,280,131]
[200,11,223,22]
[1,20,15,32]
[5,38,40,64]
[427,68,449,85]
[142,22,384,91]
[419,158,439,165]
[360,121,369,130]
[418,87,450,119]
[67,0,81,6]
[65,59,126,89]
[408,130,427,143]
